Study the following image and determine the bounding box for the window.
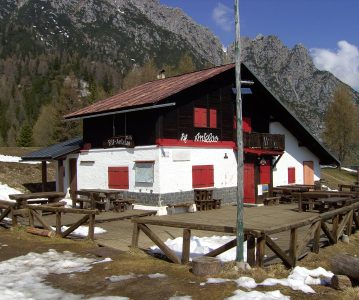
[135,162,154,183]
[194,108,217,128]
[288,167,296,184]
[108,167,129,189]
[192,165,214,188]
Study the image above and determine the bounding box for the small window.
[288,167,296,184]
[135,162,154,183]
[192,165,214,188]
[194,107,217,128]
[108,167,129,189]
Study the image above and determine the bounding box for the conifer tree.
[17,123,33,147]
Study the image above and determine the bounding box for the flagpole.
[234,0,244,262]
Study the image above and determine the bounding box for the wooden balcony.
[243,132,285,151]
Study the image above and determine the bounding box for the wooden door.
[244,163,255,203]
[69,158,77,192]
[303,161,314,185]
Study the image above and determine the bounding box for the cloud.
[310,41,359,90]
[212,3,233,32]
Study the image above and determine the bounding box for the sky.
[159,0,359,90]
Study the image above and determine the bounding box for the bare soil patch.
[1,227,359,299]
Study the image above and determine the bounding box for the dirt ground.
[1,227,359,300]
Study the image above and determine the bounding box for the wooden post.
[234,0,245,263]
[298,193,303,212]
[58,160,64,193]
[131,222,140,247]
[41,161,47,192]
[138,223,181,264]
[247,234,256,267]
[55,212,62,235]
[88,213,95,240]
[29,209,34,227]
[346,210,353,236]
[332,214,339,243]
[312,221,321,253]
[289,228,298,267]
[181,229,191,264]
[256,234,266,267]
[11,207,18,227]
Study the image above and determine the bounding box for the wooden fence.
[0,200,98,240]
[132,201,359,267]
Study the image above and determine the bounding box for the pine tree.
[17,123,33,147]
[323,86,359,164]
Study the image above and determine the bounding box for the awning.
[21,137,83,161]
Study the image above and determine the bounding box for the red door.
[244,163,255,203]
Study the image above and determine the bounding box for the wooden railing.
[131,201,359,268]
[0,199,98,240]
[243,132,285,151]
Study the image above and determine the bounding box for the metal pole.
[234,0,244,262]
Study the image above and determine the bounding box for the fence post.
[289,228,298,267]
[312,220,321,254]
[256,233,266,267]
[88,213,95,240]
[247,234,256,267]
[181,229,191,264]
[56,212,62,235]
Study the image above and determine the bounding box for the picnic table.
[9,192,65,208]
[294,191,359,212]
[76,189,135,212]
[338,184,359,192]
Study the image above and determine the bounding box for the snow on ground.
[226,290,289,300]
[0,154,41,164]
[341,167,357,173]
[151,235,333,297]
[0,182,22,201]
[150,235,246,262]
[204,266,333,297]
[0,249,127,300]
[50,225,107,237]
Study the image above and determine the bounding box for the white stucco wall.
[270,122,320,186]
[59,145,237,194]
[158,147,237,193]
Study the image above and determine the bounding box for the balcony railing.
[243,132,285,151]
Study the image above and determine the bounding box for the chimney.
[157,69,166,79]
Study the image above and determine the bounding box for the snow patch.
[150,235,245,262]
[0,154,41,164]
[50,226,107,237]
[148,273,167,279]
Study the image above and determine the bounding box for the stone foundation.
[123,186,237,206]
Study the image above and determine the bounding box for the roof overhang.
[21,137,83,161]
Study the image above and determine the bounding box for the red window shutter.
[260,165,271,184]
[194,108,207,128]
[288,167,296,184]
[209,109,217,128]
[243,117,252,133]
[108,167,129,189]
[192,165,214,188]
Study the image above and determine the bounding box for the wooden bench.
[113,198,135,212]
[263,196,280,206]
[195,198,222,211]
[167,202,194,215]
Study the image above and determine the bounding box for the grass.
[321,167,357,190]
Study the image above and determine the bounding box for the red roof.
[65,64,235,119]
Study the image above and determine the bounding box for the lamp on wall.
[259,157,267,166]
[224,153,228,159]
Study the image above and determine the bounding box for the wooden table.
[79,189,133,212]
[338,184,359,192]
[9,192,65,207]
